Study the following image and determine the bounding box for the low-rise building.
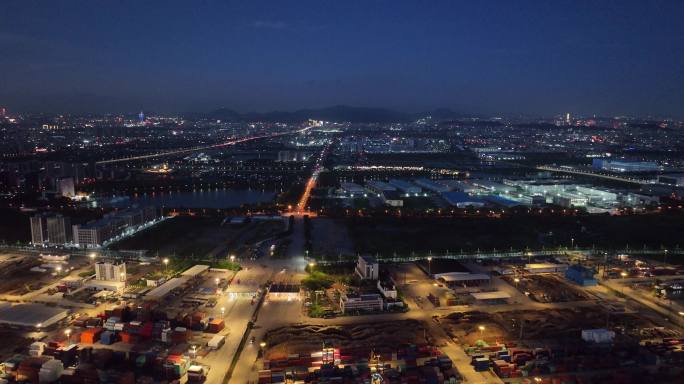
[339,293,384,314]
[365,180,396,195]
[381,190,404,207]
[377,279,397,299]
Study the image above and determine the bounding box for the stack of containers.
[472,357,490,372]
[163,355,189,380]
[16,357,49,383]
[80,328,104,344]
[492,359,515,378]
[153,321,170,340]
[38,359,64,383]
[29,342,46,357]
[55,345,78,367]
[100,331,117,345]
[172,327,189,343]
[258,369,272,384]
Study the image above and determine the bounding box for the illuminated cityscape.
[1,1,684,384]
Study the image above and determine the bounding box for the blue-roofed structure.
[483,195,524,208]
[565,264,597,286]
[440,192,485,208]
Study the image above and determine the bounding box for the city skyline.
[1,1,684,117]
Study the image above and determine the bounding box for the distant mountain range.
[195,105,475,123]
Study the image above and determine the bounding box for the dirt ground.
[0,331,34,361]
[440,307,667,346]
[502,274,591,303]
[110,216,284,259]
[310,218,355,259]
[263,320,429,359]
[0,252,91,297]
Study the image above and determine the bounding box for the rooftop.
[0,303,69,328]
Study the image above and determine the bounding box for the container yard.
[258,320,462,383]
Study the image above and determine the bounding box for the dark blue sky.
[1,0,683,117]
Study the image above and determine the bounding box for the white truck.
[207,334,225,350]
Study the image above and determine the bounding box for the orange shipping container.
[80,327,104,344]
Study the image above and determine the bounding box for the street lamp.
[220,307,225,318]
[478,325,485,338]
[620,272,628,294]
[64,329,72,344]
[571,238,575,249]
[230,255,235,263]
[427,257,432,276]
[163,258,169,272]
[89,253,96,261]
[514,277,520,288]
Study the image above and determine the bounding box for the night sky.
[1,1,683,117]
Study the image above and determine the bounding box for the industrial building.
[0,303,69,329]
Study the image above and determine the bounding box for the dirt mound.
[264,320,428,359]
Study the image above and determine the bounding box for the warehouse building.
[440,192,486,208]
[340,182,366,197]
[388,179,422,195]
[0,303,69,329]
[435,272,491,287]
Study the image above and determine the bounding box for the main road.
[95,125,314,165]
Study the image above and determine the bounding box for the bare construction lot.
[263,320,429,360]
[502,274,591,303]
[439,307,667,346]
